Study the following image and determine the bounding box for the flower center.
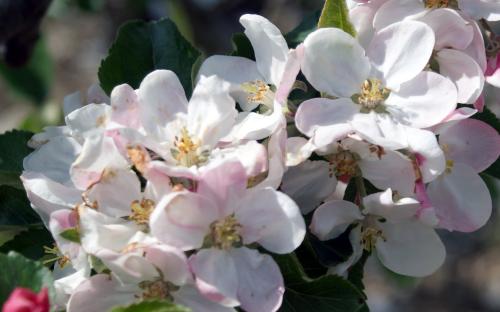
[139,280,177,300]
[130,198,156,226]
[241,80,275,108]
[328,150,360,177]
[353,79,390,113]
[209,215,242,250]
[171,127,209,167]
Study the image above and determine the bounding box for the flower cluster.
[21,4,500,312]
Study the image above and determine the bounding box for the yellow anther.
[329,150,359,177]
[209,215,242,250]
[139,280,175,300]
[171,127,208,167]
[353,79,390,113]
[130,198,156,226]
[424,0,449,8]
[360,226,386,252]
[43,245,71,268]
[445,159,454,174]
[241,80,274,107]
[127,145,149,173]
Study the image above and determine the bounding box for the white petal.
[427,163,492,232]
[363,189,419,222]
[23,135,81,185]
[110,84,141,129]
[173,285,237,312]
[373,0,426,30]
[376,220,445,277]
[418,8,473,50]
[138,70,188,139]
[281,160,337,214]
[462,18,487,71]
[65,104,112,140]
[150,191,219,250]
[188,76,237,147]
[386,71,457,128]
[237,188,305,254]
[231,247,284,312]
[349,0,387,48]
[458,0,500,21]
[274,45,304,105]
[189,249,240,307]
[368,21,435,88]
[350,112,409,150]
[240,14,289,86]
[145,244,190,286]
[63,91,83,117]
[406,127,446,183]
[302,28,370,97]
[310,200,363,241]
[436,49,484,104]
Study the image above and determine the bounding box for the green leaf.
[0,185,41,227]
[0,226,26,247]
[285,10,321,48]
[59,227,81,243]
[0,130,33,188]
[347,251,369,295]
[98,18,201,96]
[231,33,255,60]
[0,39,53,105]
[0,228,54,261]
[110,300,191,312]
[275,253,366,312]
[317,0,356,36]
[0,251,55,304]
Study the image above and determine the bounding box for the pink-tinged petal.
[285,137,316,167]
[86,169,141,218]
[53,269,89,310]
[110,84,141,129]
[475,94,485,112]
[436,49,484,104]
[363,189,419,222]
[458,0,500,21]
[189,249,240,307]
[210,141,268,179]
[65,104,112,140]
[368,21,435,89]
[295,97,357,140]
[86,84,109,105]
[188,76,237,148]
[3,287,49,312]
[137,70,188,139]
[231,247,284,312]
[310,200,363,241]
[302,28,370,97]
[386,71,457,128]
[427,163,492,232]
[254,122,286,190]
[144,244,191,286]
[173,285,236,312]
[27,126,70,149]
[21,172,81,225]
[237,188,305,254]
[351,112,409,150]
[418,8,473,50]
[376,220,445,277]
[197,159,248,213]
[486,54,500,88]
[240,14,289,87]
[431,107,478,134]
[67,274,138,312]
[462,18,487,71]
[70,136,129,190]
[150,191,219,250]
[275,45,304,105]
[359,150,416,196]
[63,91,83,117]
[96,249,159,285]
[349,0,387,48]
[281,160,337,214]
[373,0,426,30]
[196,55,263,111]
[439,119,500,172]
[23,135,81,185]
[143,169,173,202]
[406,127,445,183]
[147,160,199,181]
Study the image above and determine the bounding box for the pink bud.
[2,288,49,312]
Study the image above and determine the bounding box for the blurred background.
[0,1,499,311]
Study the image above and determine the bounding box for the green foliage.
[0,186,41,227]
[59,227,81,243]
[0,130,33,189]
[275,253,366,312]
[0,251,54,303]
[110,300,191,312]
[231,33,255,60]
[0,39,53,105]
[0,228,54,260]
[285,10,321,48]
[98,18,201,97]
[317,0,356,36]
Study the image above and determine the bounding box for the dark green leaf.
[231,33,255,60]
[309,230,353,267]
[0,251,54,303]
[0,39,53,105]
[0,228,54,261]
[347,251,369,295]
[0,185,41,227]
[59,227,81,243]
[98,18,201,96]
[317,0,356,36]
[110,300,191,312]
[0,129,33,174]
[0,226,26,247]
[285,10,321,48]
[275,253,366,312]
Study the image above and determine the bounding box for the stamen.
[139,280,177,300]
[352,79,390,113]
[241,80,275,108]
[130,198,156,226]
[170,127,209,167]
[209,215,242,250]
[328,150,360,177]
